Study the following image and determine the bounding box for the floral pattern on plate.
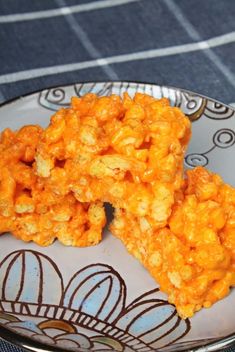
[0,250,190,351]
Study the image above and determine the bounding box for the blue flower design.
[0,250,190,351]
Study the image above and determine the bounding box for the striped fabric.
[0,0,234,351]
[0,0,234,105]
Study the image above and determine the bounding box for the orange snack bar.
[35,93,191,228]
[111,167,235,318]
[0,126,106,246]
[0,92,235,318]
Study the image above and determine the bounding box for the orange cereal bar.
[111,167,235,318]
[35,93,191,227]
[1,92,235,318]
[0,126,106,246]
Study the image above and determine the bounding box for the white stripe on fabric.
[164,0,235,88]
[55,0,119,80]
[0,0,142,23]
[0,32,234,85]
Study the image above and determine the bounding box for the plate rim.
[1,323,235,352]
[0,80,234,352]
[1,79,235,112]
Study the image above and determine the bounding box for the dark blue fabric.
[0,0,98,15]
[0,340,26,352]
[178,0,235,37]
[0,0,234,351]
[214,44,235,73]
[0,17,92,72]
[0,0,234,105]
[70,0,193,54]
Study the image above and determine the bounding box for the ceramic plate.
[0,82,234,352]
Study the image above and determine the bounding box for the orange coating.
[1,93,234,318]
[35,93,191,227]
[0,93,190,246]
[111,167,235,318]
[0,125,106,246]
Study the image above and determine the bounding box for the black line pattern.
[184,128,235,168]
[0,249,191,351]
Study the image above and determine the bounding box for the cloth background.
[0,0,234,351]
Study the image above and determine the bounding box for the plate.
[0,81,234,352]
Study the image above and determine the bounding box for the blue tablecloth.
[0,0,234,351]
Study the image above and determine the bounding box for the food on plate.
[0,93,191,246]
[111,167,235,318]
[0,92,234,318]
[35,93,191,228]
[0,126,106,246]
